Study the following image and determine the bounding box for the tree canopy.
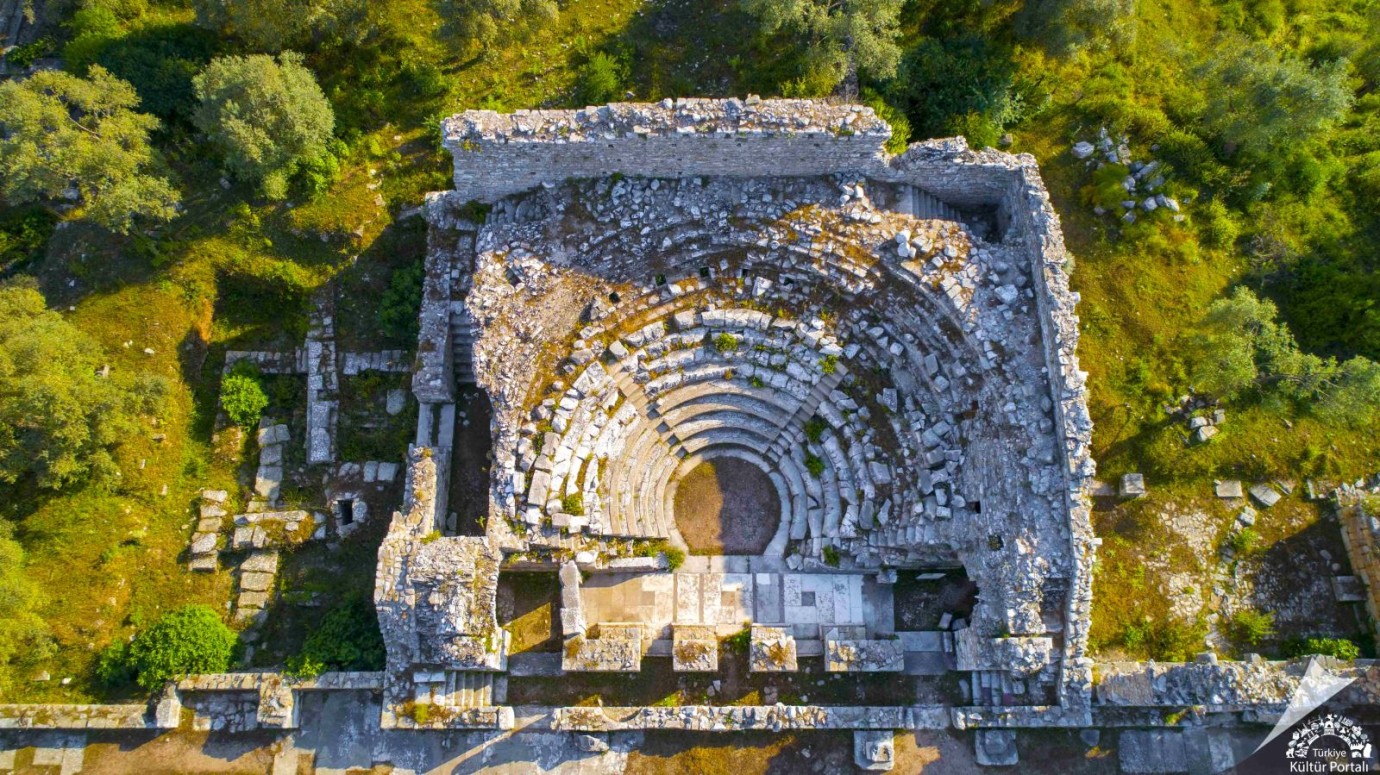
[742,0,903,93]
[192,0,372,53]
[1015,0,1137,56]
[1190,287,1380,425]
[192,52,335,200]
[0,67,179,233]
[1196,40,1353,159]
[0,281,170,491]
[440,0,558,52]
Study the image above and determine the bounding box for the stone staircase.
[899,185,964,223]
[450,304,476,385]
[441,671,506,708]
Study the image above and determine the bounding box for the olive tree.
[742,0,904,93]
[0,67,179,233]
[0,281,171,490]
[193,52,335,200]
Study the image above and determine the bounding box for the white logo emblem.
[1286,713,1374,773]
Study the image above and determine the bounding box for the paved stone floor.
[579,561,886,643]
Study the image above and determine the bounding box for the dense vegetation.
[0,0,1377,697]
[98,604,236,689]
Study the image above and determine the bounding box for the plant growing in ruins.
[1228,608,1275,647]
[804,416,827,443]
[804,453,825,478]
[110,604,236,690]
[713,333,740,353]
[822,545,841,567]
[1227,527,1261,557]
[561,493,585,516]
[819,354,838,375]
[1284,636,1361,661]
[220,363,269,428]
[285,595,385,678]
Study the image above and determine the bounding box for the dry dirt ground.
[673,459,780,555]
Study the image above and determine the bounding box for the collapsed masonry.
[372,98,1100,730]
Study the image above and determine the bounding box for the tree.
[1196,41,1353,159]
[742,0,903,93]
[193,52,335,200]
[120,604,236,689]
[0,281,171,490]
[1015,0,1136,56]
[0,520,51,668]
[1189,286,1379,425]
[192,0,371,52]
[0,67,179,233]
[884,36,1022,148]
[440,0,557,52]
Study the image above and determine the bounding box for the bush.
[561,493,585,516]
[576,52,625,105]
[819,355,838,375]
[804,453,825,478]
[221,365,269,428]
[1283,636,1361,661]
[713,332,739,353]
[822,545,841,567]
[284,595,385,678]
[1229,608,1275,646]
[804,416,827,443]
[378,259,424,345]
[117,605,236,689]
[1228,527,1261,556]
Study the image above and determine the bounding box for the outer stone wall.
[443,99,891,203]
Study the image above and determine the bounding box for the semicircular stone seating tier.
[502,204,1003,564]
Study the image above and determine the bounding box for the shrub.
[561,493,585,516]
[122,605,236,689]
[822,545,841,567]
[284,595,385,678]
[819,355,838,375]
[805,453,825,478]
[1228,527,1261,556]
[0,207,58,276]
[1284,636,1361,661]
[378,259,425,345]
[221,365,269,428]
[662,545,685,571]
[804,416,827,443]
[713,333,740,353]
[1229,608,1275,646]
[576,51,625,105]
